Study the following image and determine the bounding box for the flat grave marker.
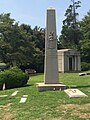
[19,95,28,103]
[11,91,19,97]
[64,89,88,98]
[0,95,8,98]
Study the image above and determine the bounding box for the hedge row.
[0,67,29,89]
[81,62,90,71]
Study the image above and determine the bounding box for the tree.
[19,25,45,72]
[0,13,45,72]
[0,13,15,64]
[31,26,45,72]
[33,26,45,51]
[79,11,90,63]
[0,13,36,67]
[59,0,82,49]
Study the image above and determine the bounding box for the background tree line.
[0,0,90,72]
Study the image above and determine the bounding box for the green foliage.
[0,67,29,89]
[59,0,82,49]
[31,26,45,72]
[0,13,45,72]
[80,12,90,40]
[81,62,90,71]
[79,39,90,62]
[0,14,36,67]
[78,11,90,63]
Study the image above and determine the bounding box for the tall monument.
[37,7,66,91]
[44,7,59,84]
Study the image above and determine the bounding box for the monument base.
[36,83,67,92]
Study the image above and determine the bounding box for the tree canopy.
[59,0,82,49]
[0,13,45,72]
[79,11,90,63]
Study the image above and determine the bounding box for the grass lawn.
[0,72,90,120]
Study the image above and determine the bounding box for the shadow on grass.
[24,84,34,87]
[77,85,90,88]
[0,84,33,91]
[29,73,43,77]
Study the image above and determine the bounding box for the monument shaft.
[44,7,59,84]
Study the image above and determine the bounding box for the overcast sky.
[0,0,90,36]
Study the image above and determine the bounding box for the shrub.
[81,62,90,71]
[0,67,29,89]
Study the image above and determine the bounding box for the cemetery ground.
[0,72,90,120]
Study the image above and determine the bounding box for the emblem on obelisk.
[48,32,56,49]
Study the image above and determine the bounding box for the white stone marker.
[19,95,28,103]
[44,7,59,84]
[11,91,18,97]
[64,89,88,98]
[79,73,86,76]
[2,83,6,90]
[0,95,8,97]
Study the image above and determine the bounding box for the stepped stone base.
[37,83,67,92]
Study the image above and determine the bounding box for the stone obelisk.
[37,7,66,91]
[44,7,59,84]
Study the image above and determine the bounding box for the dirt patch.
[35,117,65,120]
[57,103,90,119]
[79,103,90,110]
[73,111,90,119]
[60,103,90,110]
[61,104,79,109]
[50,118,64,120]
[0,103,12,111]
[0,103,13,120]
[2,112,12,120]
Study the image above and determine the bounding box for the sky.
[0,0,90,36]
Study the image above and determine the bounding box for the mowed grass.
[0,72,90,120]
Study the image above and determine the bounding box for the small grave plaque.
[0,95,8,98]
[64,89,87,98]
[79,73,86,76]
[19,95,28,103]
[11,91,18,97]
